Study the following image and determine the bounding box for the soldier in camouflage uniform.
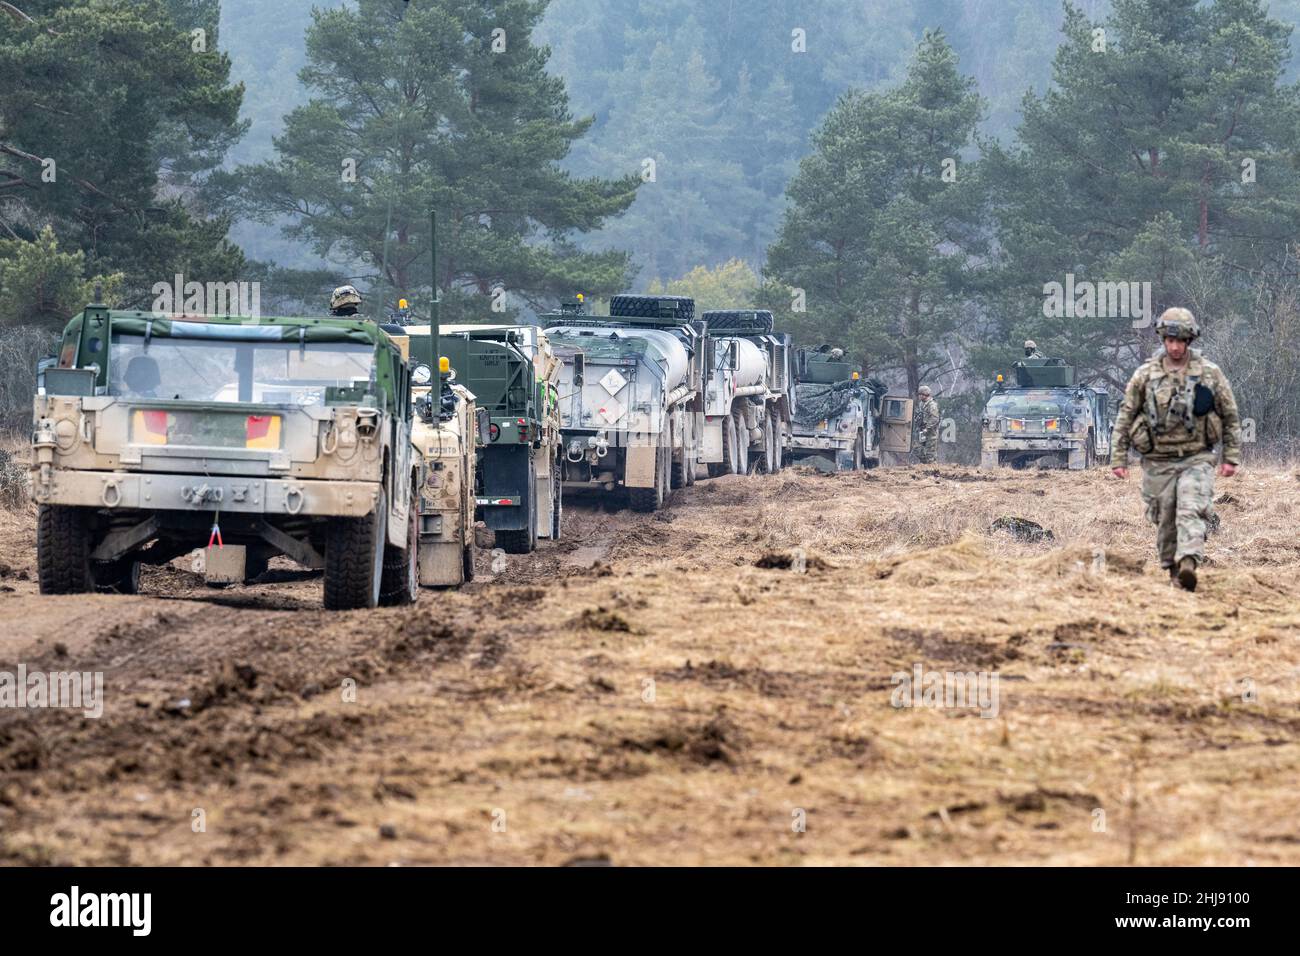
[915,385,941,464]
[1024,339,1045,359]
[1110,308,1241,591]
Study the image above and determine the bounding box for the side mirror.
[727,342,739,371]
[476,407,491,445]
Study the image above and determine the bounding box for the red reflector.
[246,415,273,441]
[496,498,511,505]
[143,410,168,434]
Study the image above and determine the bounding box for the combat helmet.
[917,385,932,397]
[330,284,363,316]
[1155,307,1200,341]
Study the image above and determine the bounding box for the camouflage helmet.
[1024,339,1037,350]
[330,284,363,315]
[917,384,932,397]
[1155,307,1200,341]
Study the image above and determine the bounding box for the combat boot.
[1176,556,1198,592]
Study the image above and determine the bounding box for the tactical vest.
[1131,355,1221,457]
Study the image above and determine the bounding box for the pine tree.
[764,31,987,391]
[229,0,639,321]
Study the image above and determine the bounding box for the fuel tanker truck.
[698,310,793,476]
[543,295,704,512]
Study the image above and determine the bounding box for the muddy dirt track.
[1,465,1298,865]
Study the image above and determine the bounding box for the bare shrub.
[0,326,58,431]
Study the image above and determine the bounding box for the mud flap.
[625,444,657,488]
[418,540,464,586]
[1067,444,1087,470]
[203,544,247,585]
[482,444,531,532]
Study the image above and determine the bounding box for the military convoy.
[979,358,1111,470]
[32,305,423,609]
[29,286,1113,607]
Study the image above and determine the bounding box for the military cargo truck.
[544,295,705,512]
[699,310,793,476]
[432,324,563,554]
[31,305,421,609]
[979,358,1111,469]
[785,347,885,470]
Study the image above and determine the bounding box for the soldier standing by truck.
[914,385,940,464]
[1109,308,1242,592]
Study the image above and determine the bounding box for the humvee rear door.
[880,396,913,453]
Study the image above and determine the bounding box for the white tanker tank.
[543,313,703,514]
[717,336,767,389]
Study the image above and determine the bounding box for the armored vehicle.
[433,324,563,554]
[785,347,886,470]
[385,328,478,586]
[979,358,1111,469]
[698,310,793,476]
[544,295,705,512]
[32,305,421,609]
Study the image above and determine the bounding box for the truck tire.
[379,488,419,606]
[93,558,140,595]
[760,413,777,474]
[629,445,665,512]
[497,456,538,554]
[733,409,750,475]
[551,462,564,539]
[323,487,387,610]
[244,549,270,582]
[671,420,690,489]
[769,411,783,474]
[609,294,695,323]
[37,505,95,595]
[719,415,739,476]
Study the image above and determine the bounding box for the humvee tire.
[324,488,387,610]
[37,505,94,595]
[380,488,419,606]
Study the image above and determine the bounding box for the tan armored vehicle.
[386,328,479,585]
[31,305,422,609]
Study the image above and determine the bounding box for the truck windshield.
[109,332,375,404]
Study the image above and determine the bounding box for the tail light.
[517,417,528,442]
[246,414,281,449]
[133,409,169,445]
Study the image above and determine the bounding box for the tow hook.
[182,484,224,507]
[356,407,380,440]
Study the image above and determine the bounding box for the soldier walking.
[1109,308,1241,591]
[915,385,940,465]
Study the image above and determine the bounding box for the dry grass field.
[1,452,1298,865]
